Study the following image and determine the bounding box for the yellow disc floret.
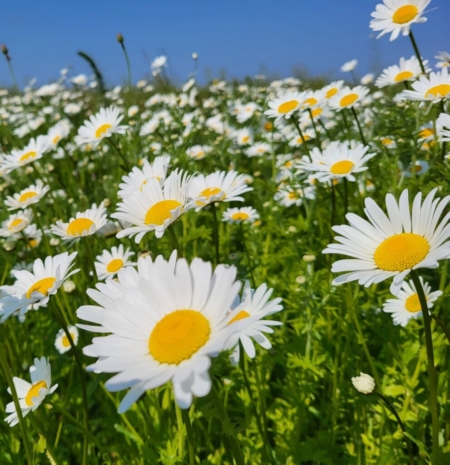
[95,124,112,138]
[277,100,299,114]
[330,160,354,175]
[228,310,250,324]
[26,277,56,299]
[145,200,182,225]
[67,218,94,236]
[392,5,418,24]
[25,381,47,406]
[405,293,423,313]
[106,258,124,273]
[149,310,210,365]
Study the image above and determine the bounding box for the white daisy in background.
[1,136,51,174]
[186,145,212,160]
[224,282,283,365]
[234,128,253,146]
[95,245,135,281]
[189,170,253,211]
[245,142,271,158]
[21,224,42,249]
[274,185,315,207]
[264,92,304,121]
[417,123,435,142]
[0,210,33,238]
[0,252,79,321]
[113,169,193,242]
[47,120,71,149]
[118,155,171,198]
[74,107,128,147]
[328,86,370,111]
[437,113,450,142]
[297,141,376,183]
[360,73,375,85]
[379,136,397,149]
[5,357,58,427]
[323,189,450,295]
[400,68,450,102]
[341,59,358,72]
[151,55,168,73]
[55,325,79,354]
[370,0,431,41]
[322,81,345,104]
[383,277,442,326]
[404,160,429,177]
[375,56,430,88]
[51,202,108,241]
[5,180,50,210]
[77,252,252,410]
[435,51,450,69]
[222,207,260,224]
[289,129,315,147]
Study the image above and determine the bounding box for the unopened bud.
[1,44,8,55]
[192,52,198,60]
[352,373,375,395]
[116,33,124,44]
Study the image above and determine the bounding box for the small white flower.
[352,373,375,394]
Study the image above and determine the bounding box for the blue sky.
[1,0,449,87]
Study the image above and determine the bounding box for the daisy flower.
[51,202,108,241]
[1,136,51,174]
[113,170,193,242]
[55,325,79,354]
[341,59,358,72]
[322,80,345,103]
[289,129,315,147]
[383,277,441,326]
[404,160,429,177]
[47,120,71,148]
[189,170,252,211]
[379,136,397,149]
[323,189,450,295]
[77,252,248,410]
[328,86,370,111]
[437,113,450,142]
[274,185,315,207]
[400,68,450,102]
[435,51,450,69]
[375,56,430,88]
[297,141,376,183]
[264,92,304,120]
[224,282,283,365]
[245,142,271,158]
[74,106,128,147]
[370,0,431,41]
[0,252,79,321]
[418,123,435,142]
[186,145,212,160]
[5,180,50,211]
[222,207,260,224]
[95,245,135,281]
[234,128,253,146]
[118,155,171,199]
[0,210,33,238]
[5,357,58,427]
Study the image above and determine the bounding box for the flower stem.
[240,223,256,287]
[84,236,98,282]
[307,108,321,149]
[168,224,183,257]
[0,334,33,465]
[291,118,311,157]
[351,107,367,146]
[376,393,405,431]
[181,408,196,465]
[211,203,220,265]
[6,60,20,94]
[431,314,450,345]
[410,270,440,464]
[408,31,426,74]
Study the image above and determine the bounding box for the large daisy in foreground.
[323,189,450,294]
[77,252,250,411]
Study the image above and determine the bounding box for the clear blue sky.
[1,0,449,87]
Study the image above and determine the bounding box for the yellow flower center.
[95,123,112,138]
[106,258,124,273]
[382,138,394,145]
[29,239,38,248]
[228,310,250,324]
[62,335,71,348]
[148,310,210,365]
[19,191,38,203]
[67,218,94,236]
[311,108,323,117]
[26,277,56,299]
[277,100,299,114]
[20,151,37,162]
[231,212,250,221]
[303,97,317,107]
[264,122,273,131]
[242,136,250,143]
[326,88,338,99]
[145,200,182,225]
[405,293,423,313]
[297,135,310,144]
[330,160,354,175]
[374,233,429,272]
[395,71,414,82]
[425,84,450,99]
[339,93,358,107]
[196,187,225,206]
[9,218,24,230]
[52,135,61,144]
[419,128,434,138]
[392,5,418,24]
[288,192,298,199]
[25,381,48,407]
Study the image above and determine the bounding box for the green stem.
[175,403,185,459]
[431,315,450,345]
[376,393,405,431]
[343,178,349,216]
[0,336,33,465]
[307,108,321,149]
[408,31,426,74]
[181,408,196,465]
[210,384,245,465]
[211,203,220,265]
[7,60,20,94]
[291,118,311,157]
[119,41,132,95]
[84,236,98,282]
[351,108,367,146]
[240,223,256,287]
[168,224,183,257]
[107,137,131,171]
[410,270,439,464]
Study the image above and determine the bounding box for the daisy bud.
[63,280,76,293]
[352,373,376,394]
[303,254,316,263]
[192,52,198,60]
[116,33,124,44]
[1,44,8,55]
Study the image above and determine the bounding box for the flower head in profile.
[1,136,51,174]
[437,113,450,142]
[323,189,450,295]
[375,56,430,88]
[400,68,450,103]
[0,210,33,238]
[5,180,50,211]
[5,357,58,427]
[77,252,249,411]
[383,277,442,326]
[0,252,79,321]
[75,107,128,147]
[341,59,358,72]
[222,207,260,224]
[435,51,450,69]
[95,245,135,281]
[328,86,369,111]
[265,92,304,121]
[370,0,431,41]
[51,202,108,241]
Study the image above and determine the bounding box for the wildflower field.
[0,1,450,464]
